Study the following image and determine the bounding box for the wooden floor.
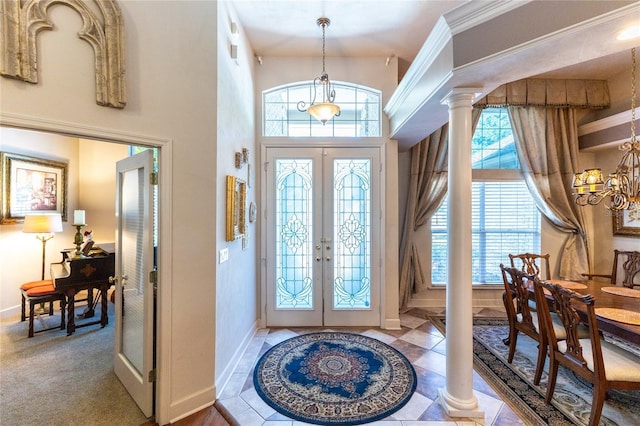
[142,401,233,426]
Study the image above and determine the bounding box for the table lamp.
[23,213,63,280]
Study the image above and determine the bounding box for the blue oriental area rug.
[253,332,417,425]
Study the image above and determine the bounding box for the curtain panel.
[398,125,448,308]
[508,106,590,279]
[398,110,481,308]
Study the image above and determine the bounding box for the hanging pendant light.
[572,47,640,211]
[297,17,340,125]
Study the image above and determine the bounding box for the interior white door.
[113,149,154,417]
[265,146,380,327]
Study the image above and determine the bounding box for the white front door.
[113,150,155,417]
[265,147,381,327]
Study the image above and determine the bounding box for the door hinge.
[150,172,158,185]
[149,268,157,284]
[148,369,156,382]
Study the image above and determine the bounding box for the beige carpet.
[0,302,149,426]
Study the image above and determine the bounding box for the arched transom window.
[263,82,381,137]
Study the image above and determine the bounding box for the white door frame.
[260,140,386,329]
[0,113,173,426]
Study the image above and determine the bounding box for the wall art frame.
[613,208,640,237]
[226,175,246,241]
[1,152,68,224]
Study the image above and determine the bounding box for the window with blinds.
[430,108,541,286]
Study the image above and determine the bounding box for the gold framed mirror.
[226,175,246,241]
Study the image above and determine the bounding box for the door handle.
[316,257,321,262]
[108,275,129,285]
[326,257,331,261]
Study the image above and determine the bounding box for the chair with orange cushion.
[20,280,54,321]
[20,280,66,337]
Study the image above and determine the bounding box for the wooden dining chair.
[582,249,640,288]
[509,252,551,280]
[532,278,640,426]
[500,265,548,385]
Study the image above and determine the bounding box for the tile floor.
[216,307,527,426]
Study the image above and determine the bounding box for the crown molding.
[443,0,533,35]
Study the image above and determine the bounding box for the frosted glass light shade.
[307,102,340,124]
[23,214,63,234]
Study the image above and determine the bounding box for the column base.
[437,388,484,418]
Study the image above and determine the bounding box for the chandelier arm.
[572,47,640,211]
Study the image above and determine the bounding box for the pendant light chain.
[631,47,636,145]
[297,17,340,124]
[321,20,326,75]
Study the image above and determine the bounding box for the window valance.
[475,79,609,109]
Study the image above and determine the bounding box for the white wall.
[0,1,221,423]
[214,0,259,393]
[78,139,129,244]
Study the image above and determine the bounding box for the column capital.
[441,88,483,107]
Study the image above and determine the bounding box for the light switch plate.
[219,248,229,264]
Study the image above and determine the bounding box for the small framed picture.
[613,209,640,237]
[1,152,68,224]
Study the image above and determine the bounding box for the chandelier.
[297,17,340,125]
[572,47,640,211]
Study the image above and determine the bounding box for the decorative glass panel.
[275,159,314,308]
[263,82,381,137]
[333,159,371,309]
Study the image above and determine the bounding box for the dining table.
[546,279,640,345]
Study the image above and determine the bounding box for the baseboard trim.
[215,321,259,397]
[384,318,401,330]
[0,305,21,320]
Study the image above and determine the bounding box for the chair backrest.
[532,278,604,378]
[500,264,536,333]
[612,250,640,288]
[509,253,551,280]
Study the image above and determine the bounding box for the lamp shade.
[307,102,341,124]
[23,214,63,234]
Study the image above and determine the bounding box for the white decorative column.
[437,88,484,419]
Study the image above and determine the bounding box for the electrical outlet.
[219,248,229,264]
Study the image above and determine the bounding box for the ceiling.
[231,0,633,80]
[231,1,639,146]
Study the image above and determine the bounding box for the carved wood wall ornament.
[0,0,126,109]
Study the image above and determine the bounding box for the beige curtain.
[398,125,448,308]
[398,110,481,308]
[508,106,590,279]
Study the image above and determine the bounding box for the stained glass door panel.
[265,149,323,326]
[265,147,380,327]
[275,159,314,309]
[323,148,380,326]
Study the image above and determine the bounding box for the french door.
[113,150,155,417]
[265,146,381,327]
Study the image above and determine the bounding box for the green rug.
[431,317,640,426]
